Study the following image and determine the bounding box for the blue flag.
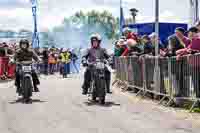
[120,0,125,35]
[31,0,37,7]
[31,0,39,48]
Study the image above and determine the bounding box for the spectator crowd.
[0,42,80,80]
[114,22,200,107]
[114,22,200,58]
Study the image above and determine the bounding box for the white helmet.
[123,27,131,34]
[90,33,102,42]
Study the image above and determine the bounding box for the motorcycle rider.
[82,33,112,95]
[14,39,41,95]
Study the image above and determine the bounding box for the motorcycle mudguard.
[95,70,106,98]
[23,73,33,88]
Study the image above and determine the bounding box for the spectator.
[60,49,71,78]
[48,52,56,74]
[115,39,127,57]
[149,32,164,50]
[164,28,186,57]
[166,28,191,103]
[176,27,200,56]
[42,47,49,75]
[141,35,153,55]
[71,49,79,73]
[174,27,189,47]
[58,49,64,75]
[125,39,142,56]
[176,27,200,100]
[123,27,138,41]
[195,21,200,33]
[0,43,6,57]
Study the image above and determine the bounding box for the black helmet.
[19,39,29,49]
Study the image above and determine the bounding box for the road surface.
[0,73,200,133]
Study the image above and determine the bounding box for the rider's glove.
[82,58,87,67]
[9,58,15,64]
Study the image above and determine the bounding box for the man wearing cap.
[42,47,49,75]
[142,35,154,55]
[114,39,126,56]
[175,27,200,103]
[176,27,200,54]
[149,32,164,50]
[165,27,186,57]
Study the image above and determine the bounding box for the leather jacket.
[82,47,110,64]
[14,49,39,62]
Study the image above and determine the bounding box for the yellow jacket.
[60,52,71,63]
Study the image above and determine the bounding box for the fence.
[114,54,200,112]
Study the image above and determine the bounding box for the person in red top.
[176,27,200,100]
[123,27,138,40]
[121,28,138,56]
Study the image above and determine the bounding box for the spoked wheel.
[22,77,33,104]
[97,78,106,105]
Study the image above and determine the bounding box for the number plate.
[22,66,32,72]
[96,62,104,69]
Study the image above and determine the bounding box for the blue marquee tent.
[125,22,188,46]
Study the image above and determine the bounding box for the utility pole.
[190,0,199,26]
[155,0,160,94]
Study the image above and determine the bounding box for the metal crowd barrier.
[114,54,200,112]
[128,56,144,91]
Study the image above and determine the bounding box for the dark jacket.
[42,50,49,62]
[166,35,185,57]
[14,49,39,62]
[82,47,110,63]
[127,46,143,56]
[71,52,78,61]
[144,43,154,55]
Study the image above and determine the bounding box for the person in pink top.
[177,27,200,101]
[195,21,200,35]
[176,27,200,57]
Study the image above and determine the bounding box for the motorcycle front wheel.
[22,77,33,103]
[97,78,106,105]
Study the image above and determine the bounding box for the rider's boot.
[16,87,22,96]
[82,85,88,95]
[106,79,112,94]
[34,84,40,92]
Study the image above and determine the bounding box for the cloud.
[0,0,191,31]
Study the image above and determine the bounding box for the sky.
[0,0,192,31]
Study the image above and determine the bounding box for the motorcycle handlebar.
[16,61,33,65]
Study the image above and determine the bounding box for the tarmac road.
[0,74,199,133]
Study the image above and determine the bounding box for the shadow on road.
[84,101,120,107]
[0,79,12,83]
[9,98,46,104]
